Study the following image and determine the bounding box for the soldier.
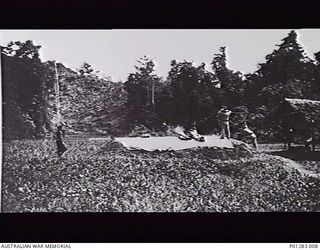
[217,106,232,139]
[185,126,205,142]
[56,124,67,157]
[240,122,258,150]
[286,128,294,150]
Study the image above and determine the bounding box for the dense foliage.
[2,30,320,140]
[3,139,320,212]
[244,31,320,140]
[2,41,50,140]
[1,42,127,139]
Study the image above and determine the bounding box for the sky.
[1,29,320,82]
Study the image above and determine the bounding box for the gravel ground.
[2,139,320,212]
[259,143,320,176]
[297,161,320,174]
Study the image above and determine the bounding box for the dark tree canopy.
[211,46,246,107]
[125,56,163,130]
[2,40,42,60]
[79,62,94,76]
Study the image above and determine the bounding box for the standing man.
[56,124,67,157]
[217,106,232,139]
[286,128,294,150]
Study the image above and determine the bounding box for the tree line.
[2,30,320,141]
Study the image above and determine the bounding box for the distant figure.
[56,125,67,157]
[305,122,319,151]
[286,128,294,150]
[217,106,232,139]
[240,123,258,150]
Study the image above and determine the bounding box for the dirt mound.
[128,141,257,161]
[182,143,258,160]
[82,137,257,164]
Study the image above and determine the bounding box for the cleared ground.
[115,134,234,151]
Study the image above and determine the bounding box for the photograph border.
[1,0,320,243]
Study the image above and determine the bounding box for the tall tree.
[257,30,311,84]
[125,56,162,130]
[167,60,198,129]
[244,30,318,140]
[253,30,317,106]
[311,51,320,100]
[2,41,49,139]
[211,47,246,107]
[166,60,219,132]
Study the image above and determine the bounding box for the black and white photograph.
[1,29,320,213]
